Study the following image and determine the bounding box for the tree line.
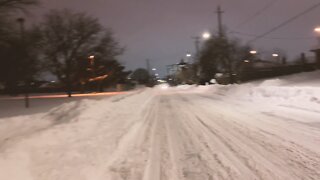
[0,0,130,96]
[170,31,312,85]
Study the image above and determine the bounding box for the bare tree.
[40,9,125,96]
[199,35,251,84]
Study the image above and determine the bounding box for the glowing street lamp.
[314,27,320,33]
[202,32,211,40]
[243,60,250,63]
[152,68,156,71]
[250,50,257,54]
[88,55,95,65]
[314,27,320,45]
[186,53,192,57]
[272,53,280,63]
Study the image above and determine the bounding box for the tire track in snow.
[161,96,219,180]
[163,95,238,180]
[175,95,265,179]
[202,94,320,178]
[182,93,320,179]
[176,95,285,178]
[105,96,158,180]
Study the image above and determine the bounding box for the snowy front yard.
[0,71,320,180]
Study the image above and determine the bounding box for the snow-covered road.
[1,83,320,180]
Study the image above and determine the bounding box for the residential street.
[1,81,320,179]
[1,1,320,179]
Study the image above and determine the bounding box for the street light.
[185,53,192,63]
[244,60,250,63]
[272,53,280,63]
[314,27,320,45]
[152,68,156,71]
[202,32,211,40]
[314,27,320,33]
[88,55,95,66]
[250,50,257,54]
[192,32,211,62]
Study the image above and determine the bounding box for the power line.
[229,31,314,40]
[248,2,320,43]
[234,0,278,29]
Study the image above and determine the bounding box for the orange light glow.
[314,27,320,33]
[1,92,127,100]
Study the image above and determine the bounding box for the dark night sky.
[32,0,320,76]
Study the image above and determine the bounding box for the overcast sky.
[33,0,320,76]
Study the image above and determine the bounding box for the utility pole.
[146,59,152,85]
[17,17,29,108]
[190,36,201,84]
[216,5,233,83]
[192,36,201,63]
[146,59,151,75]
[216,5,224,38]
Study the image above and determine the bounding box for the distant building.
[250,59,280,69]
[310,46,320,69]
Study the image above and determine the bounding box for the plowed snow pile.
[186,70,320,112]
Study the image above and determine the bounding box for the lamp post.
[312,27,320,68]
[185,53,192,63]
[17,17,29,108]
[314,27,320,45]
[152,68,158,80]
[191,31,212,83]
[88,55,96,75]
[88,55,99,91]
[89,55,95,65]
[272,53,280,63]
[249,50,259,62]
[192,32,212,63]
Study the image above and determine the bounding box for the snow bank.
[258,71,320,87]
[176,71,320,111]
[0,88,157,180]
[246,86,320,109]
[245,71,320,109]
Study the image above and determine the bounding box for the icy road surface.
[0,85,320,179]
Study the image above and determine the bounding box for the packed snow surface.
[1,71,320,180]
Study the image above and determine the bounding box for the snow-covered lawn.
[0,71,320,180]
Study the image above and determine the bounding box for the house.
[310,45,320,69]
